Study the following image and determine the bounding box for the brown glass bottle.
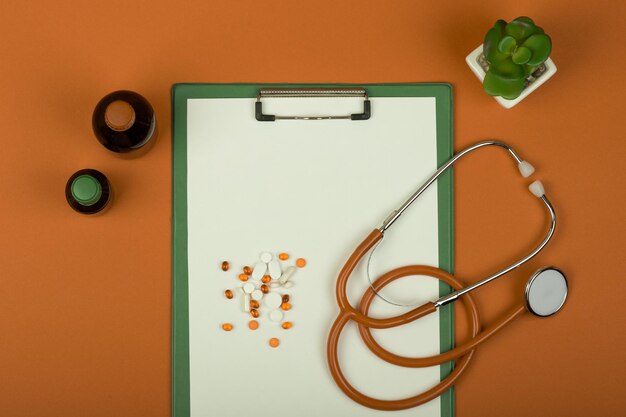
[65,169,111,214]
[92,90,157,155]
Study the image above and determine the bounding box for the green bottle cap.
[71,175,102,206]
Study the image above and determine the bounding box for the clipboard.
[172,83,454,417]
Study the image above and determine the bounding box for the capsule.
[221,261,230,271]
[243,266,252,275]
[295,258,306,268]
[282,294,290,304]
[239,273,249,282]
[250,299,260,309]
[248,320,259,330]
[278,253,289,261]
[282,322,293,329]
[224,289,234,299]
[269,338,280,348]
[261,284,269,294]
[222,323,233,331]
[261,275,271,284]
[250,309,260,318]
[281,302,292,311]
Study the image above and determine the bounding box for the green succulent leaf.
[505,16,538,40]
[483,70,526,99]
[523,33,552,65]
[483,20,508,62]
[512,46,531,64]
[498,35,517,54]
[489,58,525,80]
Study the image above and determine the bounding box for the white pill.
[260,252,273,263]
[264,292,282,309]
[251,290,264,301]
[251,262,267,281]
[279,266,296,284]
[269,282,282,288]
[268,260,282,280]
[243,293,251,313]
[269,309,284,322]
[283,281,293,289]
[243,283,255,294]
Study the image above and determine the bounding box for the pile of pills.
[220,252,306,348]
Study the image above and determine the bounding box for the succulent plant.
[482,16,552,100]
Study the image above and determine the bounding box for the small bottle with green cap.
[65,169,111,214]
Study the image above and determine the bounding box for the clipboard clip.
[255,88,371,121]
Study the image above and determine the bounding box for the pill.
[222,323,233,331]
[248,320,259,330]
[224,289,234,299]
[282,294,290,303]
[250,299,260,309]
[264,292,282,309]
[270,282,281,288]
[296,258,306,268]
[268,260,282,280]
[260,284,269,294]
[251,262,267,281]
[282,322,293,329]
[279,266,296,284]
[243,265,252,275]
[250,309,260,318]
[243,283,255,294]
[269,309,284,322]
[278,253,289,261]
[251,289,264,301]
[221,261,230,271]
[283,282,293,289]
[269,338,280,348]
[281,302,292,311]
[243,293,251,313]
[260,252,273,263]
[239,273,249,282]
[261,275,271,284]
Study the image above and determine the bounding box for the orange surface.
[0,1,625,416]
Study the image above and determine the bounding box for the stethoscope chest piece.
[525,267,568,317]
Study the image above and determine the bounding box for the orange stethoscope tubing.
[326,141,563,411]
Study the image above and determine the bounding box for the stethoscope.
[326,140,568,411]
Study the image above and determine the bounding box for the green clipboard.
[172,83,454,417]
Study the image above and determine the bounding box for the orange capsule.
[281,302,292,311]
[282,294,290,304]
[250,309,260,318]
[243,266,252,275]
[224,289,234,299]
[278,253,289,261]
[282,321,293,329]
[222,323,233,331]
[261,275,271,284]
[248,320,259,330]
[221,261,230,271]
[250,299,260,309]
[295,258,307,268]
[269,338,280,348]
[260,284,269,294]
[238,273,249,282]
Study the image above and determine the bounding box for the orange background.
[1,1,625,416]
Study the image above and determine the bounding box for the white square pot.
[466,44,557,109]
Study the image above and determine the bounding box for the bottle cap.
[71,175,102,206]
[104,100,136,131]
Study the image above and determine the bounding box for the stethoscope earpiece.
[525,267,568,317]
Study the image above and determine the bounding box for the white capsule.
[269,282,282,288]
[279,266,296,284]
[251,290,264,301]
[251,261,267,281]
[243,293,251,313]
[268,259,282,280]
[243,283,255,294]
[260,252,273,263]
[269,309,284,322]
[264,292,282,309]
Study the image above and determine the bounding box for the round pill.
[282,294,290,303]
[221,261,230,271]
[269,309,284,322]
[281,302,292,311]
[296,258,307,268]
[239,274,249,282]
[261,275,271,284]
[251,290,264,301]
[243,283,255,294]
[260,252,273,263]
[224,289,234,299]
[250,299,260,309]
[264,292,282,309]
[282,322,293,330]
[250,309,260,318]
[222,323,233,331]
[260,284,269,294]
[269,338,280,348]
[248,320,259,330]
[278,253,289,261]
[243,266,252,275]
